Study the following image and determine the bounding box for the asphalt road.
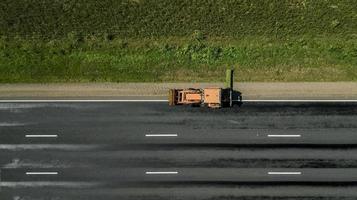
[0,101,357,200]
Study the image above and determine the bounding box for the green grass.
[1,34,357,83]
[2,0,357,38]
[1,0,357,82]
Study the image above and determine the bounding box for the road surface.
[0,101,357,199]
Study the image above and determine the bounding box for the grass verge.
[0,34,357,83]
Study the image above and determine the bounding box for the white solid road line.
[242,100,357,102]
[145,171,179,175]
[0,99,357,103]
[268,172,302,175]
[145,134,178,137]
[268,134,301,138]
[0,99,168,103]
[26,172,58,175]
[25,134,58,138]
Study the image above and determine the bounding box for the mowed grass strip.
[0,35,356,83]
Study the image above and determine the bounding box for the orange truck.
[169,69,240,108]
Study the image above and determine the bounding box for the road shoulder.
[0,82,356,100]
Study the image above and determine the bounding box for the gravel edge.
[0,82,356,100]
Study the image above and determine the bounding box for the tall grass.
[1,0,356,38]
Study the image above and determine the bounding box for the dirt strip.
[0,82,356,100]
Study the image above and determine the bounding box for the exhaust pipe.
[225,69,234,107]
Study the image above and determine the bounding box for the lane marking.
[0,181,99,188]
[25,134,58,138]
[0,144,98,150]
[26,172,58,175]
[0,99,357,103]
[145,134,178,137]
[0,100,167,103]
[268,134,301,138]
[0,123,26,127]
[145,171,178,175]
[242,100,357,102]
[268,172,302,175]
